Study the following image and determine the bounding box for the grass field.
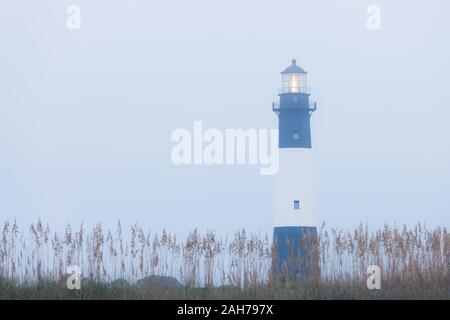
[1,277,448,300]
[0,220,449,299]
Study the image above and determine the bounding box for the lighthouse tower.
[272,58,318,278]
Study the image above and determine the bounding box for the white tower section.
[274,148,316,228]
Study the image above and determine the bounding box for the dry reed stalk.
[0,219,448,292]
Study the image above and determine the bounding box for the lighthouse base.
[272,226,319,279]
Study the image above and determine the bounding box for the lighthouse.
[272,58,319,278]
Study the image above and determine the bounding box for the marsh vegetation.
[0,220,448,299]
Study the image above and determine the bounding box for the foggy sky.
[1,0,449,236]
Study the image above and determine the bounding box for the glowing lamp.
[280,58,308,94]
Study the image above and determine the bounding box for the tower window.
[294,200,300,210]
[292,132,300,140]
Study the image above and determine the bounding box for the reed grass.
[0,220,448,299]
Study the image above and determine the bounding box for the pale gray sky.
[1,0,449,235]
